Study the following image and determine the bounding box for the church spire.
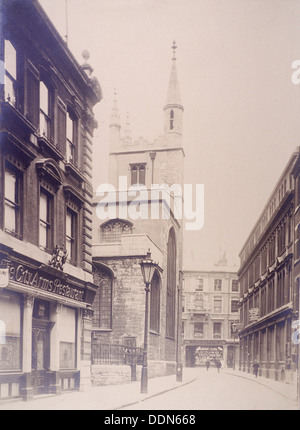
[110,89,121,128]
[164,41,183,141]
[124,112,132,145]
[165,40,183,109]
[109,89,121,151]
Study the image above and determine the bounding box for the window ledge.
[38,245,52,254]
[4,229,23,241]
[2,101,36,135]
[38,136,64,162]
[65,162,85,183]
[149,330,160,336]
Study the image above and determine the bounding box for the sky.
[39,0,300,270]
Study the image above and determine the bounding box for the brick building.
[183,258,240,368]
[92,42,184,378]
[238,148,300,384]
[0,0,101,400]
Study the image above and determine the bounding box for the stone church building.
[92,43,184,378]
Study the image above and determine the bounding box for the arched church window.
[92,264,113,329]
[150,270,161,333]
[101,219,133,243]
[166,228,176,338]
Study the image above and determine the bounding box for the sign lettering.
[1,260,84,302]
[0,268,9,288]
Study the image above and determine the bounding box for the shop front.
[184,340,225,367]
[239,310,295,383]
[0,253,97,401]
[195,345,224,366]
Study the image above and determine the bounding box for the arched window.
[92,264,113,329]
[101,219,133,243]
[170,110,174,130]
[150,270,161,333]
[166,228,176,338]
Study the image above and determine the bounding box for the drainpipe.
[149,151,156,185]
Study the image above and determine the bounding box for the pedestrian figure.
[253,360,259,378]
[216,359,221,373]
[206,359,210,371]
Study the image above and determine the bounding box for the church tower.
[92,42,185,380]
[164,41,184,146]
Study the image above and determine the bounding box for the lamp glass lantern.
[140,251,157,285]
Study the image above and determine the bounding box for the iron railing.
[91,342,143,366]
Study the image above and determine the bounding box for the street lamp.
[232,322,237,370]
[176,275,183,382]
[140,250,158,394]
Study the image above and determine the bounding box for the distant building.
[92,42,184,378]
[0,0,101,400]
[238,148,300,384]
[183,257,240,368]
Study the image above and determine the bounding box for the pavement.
[0,366,298,410]
[223,368,298,403]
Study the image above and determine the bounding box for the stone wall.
[147,360,176,378]
[91,361,176,386]
[91,365,131,386]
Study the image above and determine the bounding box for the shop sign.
[2,260,84,302]
[195,346,223,361]
[0,268,9,288]
[187,339,225,346]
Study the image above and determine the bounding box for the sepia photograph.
[0,0,300,414]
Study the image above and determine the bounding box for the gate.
[91,342,143,381]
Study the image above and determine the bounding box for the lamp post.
[176,274,183,382]
[140,250,158,394]
[232,322,237,370]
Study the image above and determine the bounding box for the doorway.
[31,299,52,395]
[31,320,51,394]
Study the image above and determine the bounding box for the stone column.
[21,294,34,401]
[79,307,93,391]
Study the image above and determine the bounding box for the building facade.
[0,0,101,400]
[183,260,240,368]
[92,43,184,377]
[238,148,300,384]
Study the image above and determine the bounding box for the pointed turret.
[110,89,121,129]
[164,41,183,142]
[109,89,121,151]
[124,112,132,145]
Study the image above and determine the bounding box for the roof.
[164,56,183,109]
